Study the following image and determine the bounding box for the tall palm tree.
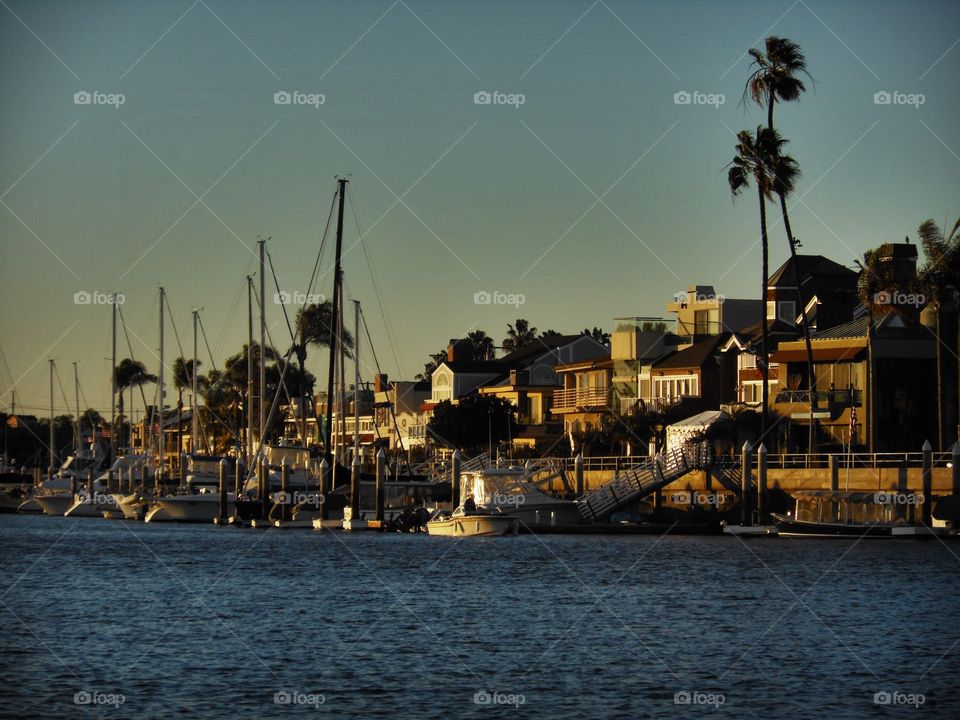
[113,359,158,450]
[918,217,960,449]
[728,127,793,440]
[294,302,354,445]
[173,357,202,455]
[467,330,495,360]
[502,319,537,353]
[746,36,818,451]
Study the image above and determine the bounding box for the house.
[771,311,936,451]
[766,254,859,333]
[649,333,738,413]
[552,354,614,442]
[721,319,799,406]
[608,317,687,414]
[666,285,760,339]
[372,374,431,450]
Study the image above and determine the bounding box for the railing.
[765,451,953,469]
[552,387,612,411]
[775,389,864,406]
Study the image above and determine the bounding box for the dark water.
[1,516,958,719]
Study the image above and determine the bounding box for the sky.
[1,0,958,418]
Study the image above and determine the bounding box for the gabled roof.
[437,360,506,374]
[812,311,931,341]
[653,333,730,370]
[499,334,586,365]
[555,355,613,373]
[768,255,857,288]
[727,318,800,346]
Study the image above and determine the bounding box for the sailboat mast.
[323,178,348,467]
[110,299,116,462]
[48,359,54,475]
[158,286,165,484]
[247,275,255,466]
[258,239,266,446]
[73,362,80,453]
[192,309,199,453]
[353,300,360,460]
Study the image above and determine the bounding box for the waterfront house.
[649,333,739,413]
[766,254,859,333]
[552,354,614,443]
[372,374,431,450]
[771,310,937,451]
[665,285,760,338]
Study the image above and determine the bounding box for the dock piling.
[740,441,753,526]
[828,454,839,492]
[235,458,244,499]
[179,453,187,488]
[319,458,329,519]
[218,458,228,521]
[922,440,932,525]
[452,450,461,509]
[952,443,960,495]
[141,463,149,494]
[280,458,290,522]
[575,453,584,497]
[757,443,767,523]
[350,455,361,519]
[375,449,385,522]
[259,458,269,519]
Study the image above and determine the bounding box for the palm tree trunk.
[758,185,770,442]
[779,194,818,453]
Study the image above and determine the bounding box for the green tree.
[502,319,537,352]
[467,330,495,360]
[113,359,157,450]
[582,327,611,346]
[427,395,521,453]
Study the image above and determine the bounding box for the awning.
[771,347,866,363]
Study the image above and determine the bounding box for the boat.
[772,490,924,538]
[144,490,236,523]
[426,506,519,537]
[459,466,582,528]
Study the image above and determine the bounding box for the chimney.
[374,373,389,392]
[446,338,473,362]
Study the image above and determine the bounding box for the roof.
[653,334,730,370]
[767,255,857,288]
[437,360,507,374]
[498,334,585,365]
[728,318,800,344]
[771,346,866,363]
[811,311,931,341]
[667,410,730,429]
[554,355,613,373]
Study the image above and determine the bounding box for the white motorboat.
[426,506,518,537]
[64,489,119,517]
[460,467,582,527]
[26,444,109,515]
[144,490,236,523]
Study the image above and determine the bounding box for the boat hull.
[427,514,518,537]
[772,513,907,538]
[145,494,234,523]
[33,495,74,516]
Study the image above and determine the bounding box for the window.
[778,301,796,323]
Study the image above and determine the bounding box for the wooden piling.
[141,463,149,494]
[319,458,330,519]
[350,455,360,519]
[757,443,767,523]
[451,450,461,509]
[922,440,932,525]
[280,458,290,522]
[575,453,584,497]
[259,458,269,519]
[829,454,839,492]
[218,458,228,521]
[741,441,753,526]
[375,449,385,522]
[235,458,245,499]
[953,443,960,495]
[179,453,187,488]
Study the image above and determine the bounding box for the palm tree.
[467,330,495,360]
[746,36,818,451]
[582,327,611,346]
[294,302,354,445]
[918,217,960,449]
[113,359,157,450]
[502,319,537,352]
[173,357,202,455]
[728,127,792,440]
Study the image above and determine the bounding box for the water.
[1,516,958,719]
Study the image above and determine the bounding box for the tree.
[173,357,203,456]
[746,36,818,452]
[467,330,495,361]
[294,302,354,444]
[415,349,448,381]
[502,319,537,352]
[113,359,157,450]
[582,327,611,346]
[918,217,960,449]
[728,126,793,441]
[427,395,521,453]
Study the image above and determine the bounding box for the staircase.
[711,461,743,494]
[576,446,697,523]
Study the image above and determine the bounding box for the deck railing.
[552,386,613,411]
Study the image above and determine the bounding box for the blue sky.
[1,0,958,417]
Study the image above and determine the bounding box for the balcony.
[553,386,613,412]
[775,388,863,406]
